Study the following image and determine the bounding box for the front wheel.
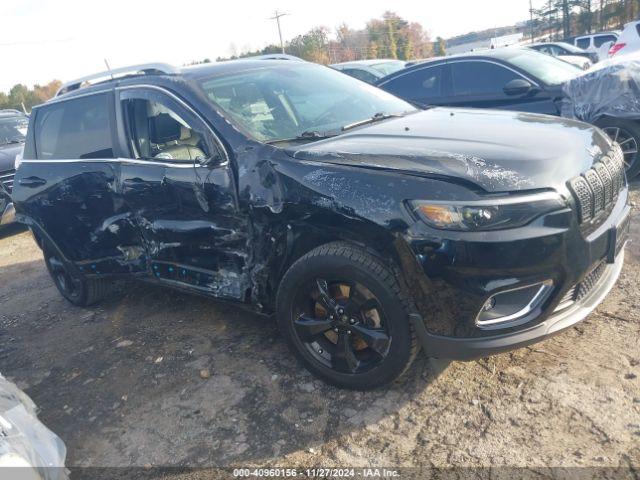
[276,242,418,390]
[596,118,640,178]
[44,249,112,306]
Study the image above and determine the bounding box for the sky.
[1,0,534,93]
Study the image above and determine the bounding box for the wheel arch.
[263,211,418,312]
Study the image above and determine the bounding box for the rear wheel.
[597,118,640,178]
[44,249,112,306]
[276,242,418,390]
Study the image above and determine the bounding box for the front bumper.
[410,248,624,360]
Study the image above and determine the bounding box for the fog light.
[476,281,554,328]
[482,297,496,311]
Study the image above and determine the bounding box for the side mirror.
[503,78,535,96]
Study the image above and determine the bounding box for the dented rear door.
[116,87,251,300]
[14,91,146,275]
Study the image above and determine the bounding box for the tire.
[276,242,419,390]
[595,117,640,178]
[43,248,112,306]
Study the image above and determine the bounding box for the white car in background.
[573,31,620,60]
[609,20,640,58]
[560,55,593,70]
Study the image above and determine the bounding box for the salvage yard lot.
[0,184,639,474]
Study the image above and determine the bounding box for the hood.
[286,108,610,193]
[0,143,23,171]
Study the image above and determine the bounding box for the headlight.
[410,192,565,231]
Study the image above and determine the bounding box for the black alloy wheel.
[276,242,418,389]
[292,278,391,375]
[45,252,83,303]
[43,247,112,306]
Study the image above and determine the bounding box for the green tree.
[434,37,446,56]
[0,80,61,111]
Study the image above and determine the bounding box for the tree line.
[0,80,62,112]
[218,11,434,63]
[532,0,639,41]
[2,3,637,110]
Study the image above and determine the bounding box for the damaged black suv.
[13,61,629,389]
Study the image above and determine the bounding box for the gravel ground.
[0,183,639,479]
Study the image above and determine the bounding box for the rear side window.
[451,61,521,96]
[576,37,590,49]
[636,24,640,37]
[35,93,114,160]
[594,35,616,47]
[343,68,378,84]
[381,65,445,102]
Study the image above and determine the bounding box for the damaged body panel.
[11,59,630,388]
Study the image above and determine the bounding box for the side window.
[594,35,616,47]
[548,45,563,56]
[343,69,378,84]
[576,37,590,49]
[35,93,114,160]
[382,65,445,101]
[121,90,217,163]
[451,61,521,97]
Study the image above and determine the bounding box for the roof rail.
[0,109,23,115]
[55,63,179,97]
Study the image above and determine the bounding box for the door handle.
[19,176,47,187]
[123,177,144,184]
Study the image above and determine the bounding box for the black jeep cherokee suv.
[12,61,629,389]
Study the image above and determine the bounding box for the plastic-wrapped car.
[0,374,68,479]
[561,54,640,176]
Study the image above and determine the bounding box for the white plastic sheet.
[561,52,640,123]
[0,375,68,480]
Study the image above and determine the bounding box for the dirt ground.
[0,184,639,479]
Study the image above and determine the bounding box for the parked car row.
[331,44,640,178]
[329,59,408,84]
[529,42,596,69]
[0,109,28,228]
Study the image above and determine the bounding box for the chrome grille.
[567,146,625,227]
[0,168,15,193]
[585,169,605,214]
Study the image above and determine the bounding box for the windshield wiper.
[341,112,404,132]
[266,130,337,145]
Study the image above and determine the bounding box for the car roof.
[376,47,547,85]
[0,109,27,119]
[576,31,620,38]
[387,47,527,68]
[47,59,322,104]
[330,59,404,68]
[531,41,573,47]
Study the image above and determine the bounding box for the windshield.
[0,116,28,146]
[557,42,587,54]
[507,49,582,85]
[369,61,407,76]
[197,63,415,143]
